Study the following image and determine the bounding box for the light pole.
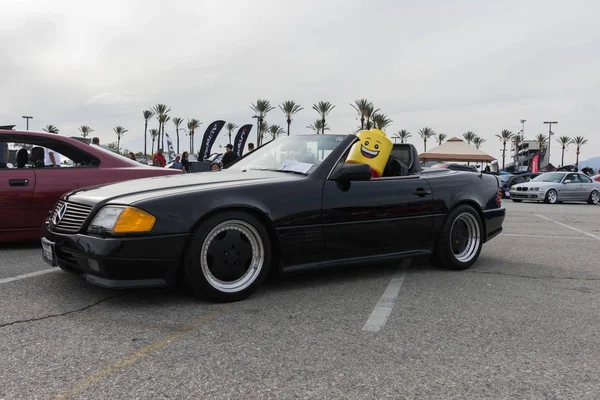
[22,116,33,130]
[543,121,557,166]
[252,115,264,146]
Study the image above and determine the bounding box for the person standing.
[247,143,255,153]
[152,149,166,167]
[220,144,238,167]
[0,141,8,168]
[92,137,100,145]
[171,155,182,170]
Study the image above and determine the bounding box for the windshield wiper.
[245,168,307,175]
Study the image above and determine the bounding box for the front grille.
[51,200,93,233]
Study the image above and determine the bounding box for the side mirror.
[330,163,372,181]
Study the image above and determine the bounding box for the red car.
[593,174,600,182]
[0,130,182,242]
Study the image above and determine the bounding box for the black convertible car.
[41,134,505,302]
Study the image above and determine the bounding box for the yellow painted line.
[50,306,228,400]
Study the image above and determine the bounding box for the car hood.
[63,169,303,206]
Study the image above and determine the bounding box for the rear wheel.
[433,205,483,271]
[589,190,600,205]
[183,211,272,302]
[544,189,558,204]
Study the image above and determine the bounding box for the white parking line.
[535,214,600,241]
[362,258,411,333]
[0,269,60,285]
[501,233,596,240]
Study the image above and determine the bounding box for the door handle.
[9,179,29,187]
[413,188,431,196]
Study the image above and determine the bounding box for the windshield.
[228,134,347,175]
[91,144,147,166]
[532,172,565,183]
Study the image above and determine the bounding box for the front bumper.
[509,190,544,200]
[41,221,190,289]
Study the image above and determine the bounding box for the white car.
[510,171,600,205]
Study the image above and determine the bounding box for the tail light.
[496,189,502,206]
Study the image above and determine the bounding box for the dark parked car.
[40,134,505,302]
[0,130,181,242]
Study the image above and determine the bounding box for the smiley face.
[360,137,381,159]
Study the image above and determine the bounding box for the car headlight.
[87,206,156,234]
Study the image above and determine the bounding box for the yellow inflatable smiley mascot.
[345,128,393,178]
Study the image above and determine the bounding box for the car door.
[26,166,86,228]
[577,174,596,200]
[561,173,580,200]
[321,175,436,260]
[0,169,36,230]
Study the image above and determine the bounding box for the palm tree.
[556,136,571,167]
[149,129,158,154]
[78,125,94,138]
[570,136,587,168]
[172,117,183,153]
[437,133,447,145]
[113,126,128,153]
[43,125,59,133]
[394,129,411,143]
[151,104,171,149]
[307,119,329,133]
[250,99,275,146]
[372,113,393,130]
[473,136,486,149]
[364,103,379,129]
[350,99,374,130]
[187,119,202,154]
[418,127,435,152]
[462,131,477,144]
[312,101,335,134]
[225,122,238,144]
[279,101,303,136]
[143,110,154,156]
[495,129,514,170]
[268,124,285,139]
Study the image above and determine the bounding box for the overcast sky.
[2,0,599,166]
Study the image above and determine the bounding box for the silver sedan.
[510,171,600,205]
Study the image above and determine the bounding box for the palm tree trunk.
[152,138,155,155]
[561,146,565,167]
[360,117,364,130]
[117,137,120,153]
[161,125,165,150]
[287,118,291,136]
[576,149,580,168]
[176,127,180,154]
[144,121,148,156]
[321,117,325,134]
[424,139,427,152]
[502,143,506,170]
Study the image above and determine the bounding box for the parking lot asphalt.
[1,201,599,399]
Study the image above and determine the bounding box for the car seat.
[16,148,29,168]
[30,147,45,168]
[383,156,409,177]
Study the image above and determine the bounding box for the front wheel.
[544,189,558,204]
[433,205,483,271]
[183,211,272,302]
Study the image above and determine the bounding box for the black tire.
[183,211,272,302]
[433,205,483,271]
[512,199,522,202]
[588,190,600,205]
[544,189,558,204]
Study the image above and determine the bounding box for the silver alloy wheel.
[449,212,481,263]
[591,190,600,204]
[547,189,558,204]
[200,220,265,293]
